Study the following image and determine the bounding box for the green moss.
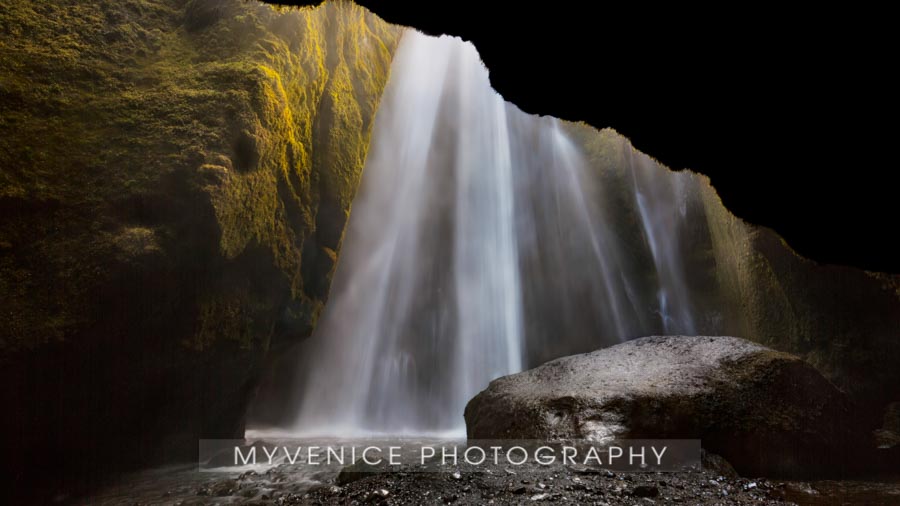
[0,0,402,353]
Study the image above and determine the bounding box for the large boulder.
[465,335,865,478]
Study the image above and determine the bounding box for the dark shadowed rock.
[337,459,391,486]
[465,336,864,478]
[874,402,900,448]
[702,450,739,479]
[0,1,401,500]
[632,484,660,497]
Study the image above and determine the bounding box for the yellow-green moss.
[0,0,402,353]
[209,2,400,294]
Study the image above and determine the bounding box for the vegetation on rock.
[563,123,900,429]
[0,0,401,490]
[0,0,896,498]
[1,0,399,352]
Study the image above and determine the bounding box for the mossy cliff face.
[564,123,900,428]
[699,188,900,424]
[1,0,897,494]
[0,0,400,482]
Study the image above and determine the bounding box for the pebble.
[364,488,390,503]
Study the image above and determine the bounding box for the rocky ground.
[87,458,900,505]
[300,465,788,505]
[299,464,900,506]
[85,335,900,505]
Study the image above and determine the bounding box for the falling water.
[282,31,704,435]
[629,149,697,334]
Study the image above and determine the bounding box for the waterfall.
[282,31,703,436]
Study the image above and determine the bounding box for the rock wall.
[564,123,900,427]
[1,0,897,495]
[0,0,401,489]
[702,192,900,425]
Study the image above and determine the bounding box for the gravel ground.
[294,463,790,505]
[88,455,900,505]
